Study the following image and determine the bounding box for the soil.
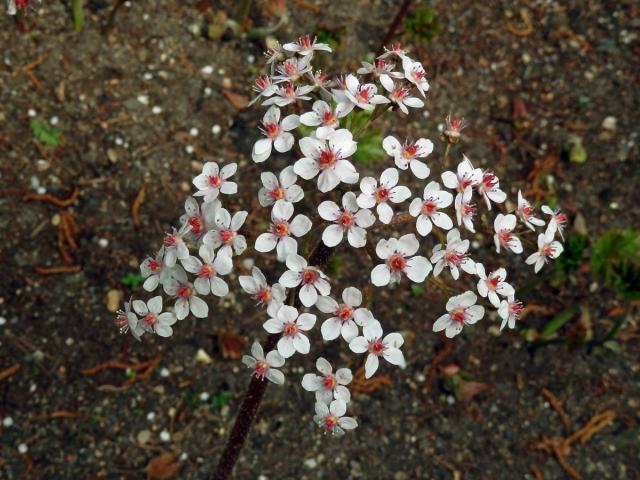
[1,1,639,479]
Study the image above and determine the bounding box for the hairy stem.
[212,242,331,480]
[71,0,84,32]
[376,0,416,56]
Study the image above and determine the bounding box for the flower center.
[422,200,437,215]
[272,221,289,237]
[144,313,157,326]
[392,87,408,101]
[264,123,280,138]
[411,68,426,81]
[209,175,222,188]
[338,305,353,321]
[163,234,178,247]
[510,302,523,316]
[188,216,203,234]
[115,313,128,329]
[356,87,372,103]
[283,322,298,336]
[177,285,192,298]
[482,172,498,190]
[375,187,390,202]
[445,250,462,265]
[388,254,406,271]
[369,339,386,355]
[451,308,466,324]
[460,177,473,191]
[403,145,418,158]
[499,231,513,245]
[148,259,161,272]
[220,229,235,244]
[255,361,268,378]
[324,415,338,431]
[542,245,555,257]
[255,288,272,304]
[268,187,285,200]
[338,212,354,228]
[319,149,337,169]
[322,110,337,126]
[462,203,476,216]
[302,269,317,284]
[487,275,500,289]
[521,205,533,217]
[199,264,215,278]
[323,376,337,390]
[283,83,296,98]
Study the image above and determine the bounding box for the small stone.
[201,65,214,75]
[3,416,14,427]
[303,458,318,469]
[107,148,119,163]
[185,145,194,154]
[211,124,221,135]
[159,430,170,442]
[151,106,163,115]
[195,348,213,364]
[36,159,50,172]
[137,430,151,445]
[27,109,37,117]
[65,337,74,346]
[137,95,149,105]
[18,443,28,454]
[601,116,617,132]
[179,452,188,461]
[115,137,124,146]
[146,412,156,421]
[106,289,123,313]
[0,317,6,326]
[51,214,61,226]
[222,77,232,89]
[160,367,170,378]
[50,116,59,126]
[189,127,199,137]
[98,238,109,248]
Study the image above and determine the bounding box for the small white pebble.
[179,452,188,461]
[36,187,46,195]
[160,367,170,378]
[18,443,28,454]
[137,95,149,105]
[50,116,59,126]
[201,65,214,75]
[189,127,199,137]
[203,87,213,97]
[211,124,221,135]
[0,317,6,326]
[27,109,37,117]
[151,106,162,115]
[65,337,74,346]
[146,412,156,421]
[115,137,124,146]
[159,430,170,442]
[185,145,194,154]
[3,417,14,427]
[98,238,109,248]
[143,72,153,80]
[199,392,210,401]
[247,54,255,64]
[610,202,619,210]
[29,384,36,393]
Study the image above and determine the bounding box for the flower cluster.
[117,36,566,437]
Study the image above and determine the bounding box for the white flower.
[516,190,545,231]
[318,192,375,248]
[201,208,248,257]
[162,228,190,267]
[317,287,374,342]
[255,200,311,262]
[401,57,429,97]
[115,299,145,341]
[262,82,314,107]
[283,34,332,55]
[263,305,316,358]
[252,106,300,163]
[314,399,358,435]
[475,264,515,308]
[239,267,286,308]
[258,167,304,207]
[179,197,220,242]
[349,320,405,378]
[132,296,177,338]
[249,75,277,106]
[525,229,564,273]
[140,248,171,291]
[371,234,431,286]
[377,43,409,61]
[273,55,312,83]
[180,244,232,297]
[454,186,476,233]
[476,171,506,210]
[192,162,238,201]
[279,254,331,307]
[302,357,352,404]
[493,214,523,254]
[432,291,484,338]
[409,181,454,236]
[379,76,424,114]
[541,205,568,240]
[357,59,403,85]
[441,155,482,193]
[242,341,285,385]
[163,267,209,320]
[299,100,348,140]
[357,167,411,224]
[338,74,389,114]
[382,135,432,179]
[431,228,476,279]
[498,295,523,330]
[294,129,359,193]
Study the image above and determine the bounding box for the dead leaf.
[458,380,489,403]
[222,90,249,110]
[147,453,181,479]
[218,332,245,360]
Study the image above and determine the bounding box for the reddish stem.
[376,0,416,56]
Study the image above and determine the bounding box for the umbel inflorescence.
[116,35,566,436]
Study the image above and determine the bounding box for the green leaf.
[540,307,578,340]
[211,391,231,408]
[30,120,62,146]
[404,5,439,42]
[119,272,144,290]
[410,285,424,297]
[555,234,589,275]
[591,229,640,300]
